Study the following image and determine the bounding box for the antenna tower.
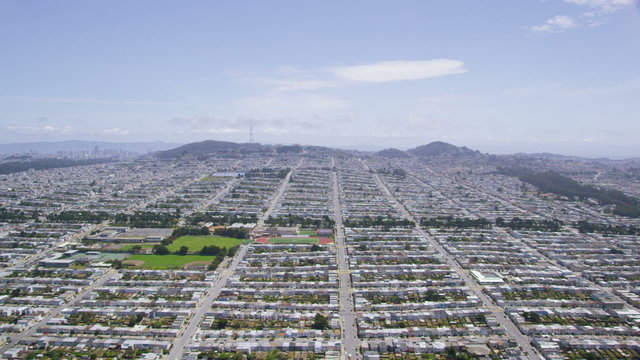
[249,126,254,143]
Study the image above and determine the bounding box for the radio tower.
[249,126,254,143]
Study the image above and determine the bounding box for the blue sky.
[1,0,639,157]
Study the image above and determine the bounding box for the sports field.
[167,235,243,253]
[124,254,217,269]
[198,176,227,182]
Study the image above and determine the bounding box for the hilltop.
[407,141,475,157]
[155,140,266,158]
[376,148,410,158]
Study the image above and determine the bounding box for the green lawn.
[124,254,217,269]
[167,235,243,253]
[269,237,320,244]
[299,230,317,236]
[198,176,227,182]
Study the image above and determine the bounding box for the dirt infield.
[319,237,333,244]
[183,261,211,269]
[256,237,270,243]
[123,260,144,266]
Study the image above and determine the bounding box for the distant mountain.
[337,144,388,152]
[407,141,474,157]
[519,152,613,161]
[276,144,303,154]
[376,148,410,158]
[155,140,267,158]
[0,140,180,155]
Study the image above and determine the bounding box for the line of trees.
[344,216,414,228]
[171,226,210,238]
[113,211,180,228]
[420,216,492,229]
[186,212,258,226]
[265,214,335,228]
[244,167,290,179]
[496,217,563,232]
[0,157,113,175]
[499,166,640,218]
[0,207,37,222]
[576,220,639,235]
[47,210,111,223]
[213,227,248,239]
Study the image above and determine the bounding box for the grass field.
[167,235,243,253]
[299,230,317,236]
[198,176,227,182]
[268,237,321,244]
[124,254,217,269]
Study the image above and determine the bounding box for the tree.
[207,261,220,271]
[172,226,210,237]
[266,350,287,360]
[128,313,144,327]
[214,318,228,329]
[523,311,541,323]
[214,227,248,239]
[177,245,189,255]
[200,245,222,256]
[312,313,329,330]
[153,244,170,255]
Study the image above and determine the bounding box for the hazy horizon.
[1,138,638,160]
[1,1,639,158]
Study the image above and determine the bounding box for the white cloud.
[562,0,635,12]
[100,128,130,136]
[556,0,635,28]
[4,125,75,136]
[529,15,577,33]
[168,116,325,137]
[527,1,634,34]
[332,59,467,83]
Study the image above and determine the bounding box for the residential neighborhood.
[0,147,639,359]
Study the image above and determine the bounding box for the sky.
[1,0,639,158]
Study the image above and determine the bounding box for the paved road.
[169,162,301,359]
[411,163,627,304]
[8,221,110,270]
[332,165,360,360]
[0,268,116,353]
[415,162,604,224]
[257,158,303,227]
[177,177,240,226]
[370,169,542,360]
[167,246,248,359]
